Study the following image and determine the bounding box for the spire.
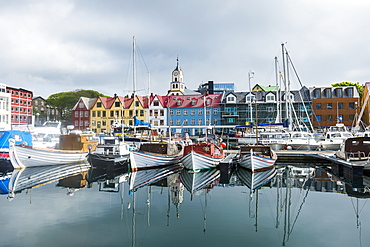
[176,56,179,70]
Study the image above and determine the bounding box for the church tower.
[167,57,186,96]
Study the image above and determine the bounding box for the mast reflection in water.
[1,162,370,247]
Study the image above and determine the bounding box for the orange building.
[310,86,360,128]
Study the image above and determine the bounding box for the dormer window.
[191,99,197,105]
[246,94,255,102]
[177,99,182,105]
[266,94,275,102]
[206,98,211,105]
[226,95,236,103]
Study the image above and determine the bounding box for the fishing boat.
[129,142,184,171]
[88,135,131,167]
[181,135,225,172]
[335,137,370,166]
[9,132,98,169]
[238,144,277,172]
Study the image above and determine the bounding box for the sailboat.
[238,98,277,172]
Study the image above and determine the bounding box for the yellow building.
[90,94,149,134]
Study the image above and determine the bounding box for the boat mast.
[275,56,281,123]
[133,36,137,134]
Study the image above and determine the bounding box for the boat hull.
[239,153,276,172]
[181,151,223,172]
[130,151,182,171]
[9,143,88,169]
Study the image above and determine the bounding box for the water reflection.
[1,161,370,246]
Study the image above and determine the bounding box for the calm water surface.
[1,162,369,247]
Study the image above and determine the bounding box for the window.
[184,109,188,115]
[191,119,195,125]
[191,99,197,105]
[227,96,235,102]
[177,99,182,105]
[227,118,235,123]
[176,109,181,115]
[176,119,181,125]
[213,108,218,115]
[198,119,202,125]
[110,111,114,117]
[170,119,174,125]
[153,100,159,106]
[97,102,102,107]
[80,111,83,117]
[316,103,321,109]
[206,109,210,115]
[349,114,355,120]
[191,109,195,115]
[338,115,343,121]
[102,111,106,117]
[327,103,332,109]
[338,102,343,109]
[349,102,355,109]
[198,109,203,115]
[79,102,84,108]
[92,111,96,117]
[169,109,173,115]
[316,115,322,121]
[140,110,144,116]
[246,95,255,102]
[183,119,188,125]
[266,95,275,101]
[97,111,101,117]
[206,98,211,105]
[115,102,120,107]
[75,111,78,117]
[327,115,332,121]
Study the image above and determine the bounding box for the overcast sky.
[1,0,369,98]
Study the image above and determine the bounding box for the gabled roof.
[150,94,168,107]
[252,84,278,92]
[99,96,115,109]
[72,97,97,110]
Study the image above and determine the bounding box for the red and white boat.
[181,137,225,172]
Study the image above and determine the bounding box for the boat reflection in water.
[179,168,220,195]
[0,163,91,199]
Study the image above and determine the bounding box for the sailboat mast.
[275,56,281,123]
[133,36,137,133]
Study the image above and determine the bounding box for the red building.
[6,86,33,125]
[71,97,96,131]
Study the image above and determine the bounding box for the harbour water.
[1,162,370,247]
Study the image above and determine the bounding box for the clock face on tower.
[174,71,178,76]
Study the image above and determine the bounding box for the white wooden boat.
[130,142,183,171]
[238,145,277,172]
[9,142,90,169]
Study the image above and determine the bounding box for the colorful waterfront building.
[71,97,96,131]
[6,86,33,126]
[310,85,360,128]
